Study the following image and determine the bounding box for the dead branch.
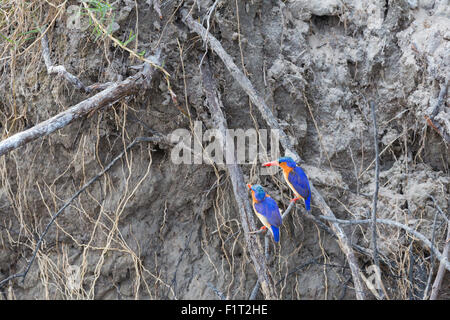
[430,221,449,299]
[318,216,450,272]
[281,201,296,220]
[249,278,261,300]
[370,100,382,299]
[249,234,271,300]
[422,208,440,299]
[0,136,165,289]
[200,56,278,299]
[429,195,449,224]
[183,11,367,300]
[41,33,90,93]
[0,50,161,158]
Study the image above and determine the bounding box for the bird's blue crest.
[251,184,266,201]
[278,156,297,168]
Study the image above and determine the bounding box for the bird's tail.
[305,196,311,211]
[270,226,280,242]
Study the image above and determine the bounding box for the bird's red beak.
[262,160,279,167]
[247,184,252,189]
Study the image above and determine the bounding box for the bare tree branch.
[182,11,295,162]
[426,78,449,143]
[318,216,450,272]
[370,100,382,299]
[429,196,449,224]
[249,234,271,300]
[181,11,368,300]
[41,33,90,93]
[200,56,278,299]
[0,50,161,158]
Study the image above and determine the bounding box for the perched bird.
[262,157,311,211]
[247,184,283,242]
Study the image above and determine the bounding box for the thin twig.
[275,256,324,287]
[41,33,90,92]
[0,136,163,288]
[183,10,366,300]
[406,205,415,300]
[281,201,296,220]
[298,211,391,267]
[427,78,449,143]
[430,78,448,119]
[206,282,227,300]
[422,209,439,299]
[370,100,382,299]
[146,0,162,19]
[408,242,415,300]
[429,196,450,300]
[199,0,220,68]
[319,216,450,271]
[430,221,449,299]
[429,196,449,224]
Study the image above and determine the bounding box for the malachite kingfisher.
[247,184,283,242]
[262,157,311,211]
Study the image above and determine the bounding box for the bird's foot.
[290,197,300,203]
[249,226,267,234]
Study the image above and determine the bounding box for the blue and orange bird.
[247,184,283,242]
[262,157,311,211]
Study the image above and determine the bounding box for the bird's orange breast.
[281,167,301,198]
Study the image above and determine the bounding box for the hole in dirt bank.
[347,60,357,79]
[383,0,389,21]
[412,133,450,173]
[310,14,342,31]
